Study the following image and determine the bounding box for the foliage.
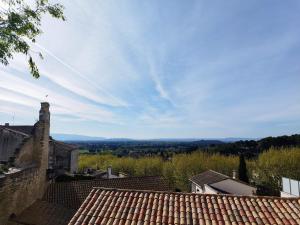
[0,0,65,78]
[73,140,221,157]
[0,164,9,174]
[72,134,300,158]
[209,134,300,157]
[254,147,300,195]
[238,154,249,183]
[79,147,300,195]
[258,135,300,151]
[55,174,95,182]
[79,151,239,191]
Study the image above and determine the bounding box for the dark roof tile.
[10,200,76,225]
[43,176,172,209]
[1,125,34,135]
[189,170,229,187]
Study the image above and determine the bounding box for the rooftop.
[69,187,300,225]
[189,170,229,187]
[0,125,34,136]
[43,176,172,209]
[10,200,75,225]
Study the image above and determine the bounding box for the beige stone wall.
[0,103,51,224]
[70,150,79,173]
[0,167,47,224]
[14,137,34,167]
[49,141,79,174]
[0,129,25,162]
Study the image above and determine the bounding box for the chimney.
[119,172,126,178]
[232,170,237,179]
[34,102,50,170]
[107,166,112,179]
[4,123,9,126]
[39,102,50,123]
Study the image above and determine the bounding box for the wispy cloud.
[33,42,128,107]
[1,0,299,138]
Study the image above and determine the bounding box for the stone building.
[0,102,78,223]
[0,103,79,175]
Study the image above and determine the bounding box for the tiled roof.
[43,176,172,209]
[189,170,229,187]
[0,125,34,136]
[10,200,76,225]
[69,188,300,225]
[50,138,78,150]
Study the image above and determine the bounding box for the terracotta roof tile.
[68,188,300,225]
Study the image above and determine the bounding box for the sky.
[0,0,300,139]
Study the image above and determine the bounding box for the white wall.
[191,182,204,193]
[281,191,298,198]
[203,184,218,194]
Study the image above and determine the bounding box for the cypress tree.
[238,154,249,183]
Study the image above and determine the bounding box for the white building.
[281,177,300,197]
[190,170,256,195]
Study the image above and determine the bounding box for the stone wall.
[70,150,79,173]
[49,141,79,174]
[0,129,25,162]
[0,166,47,224]
[0,102,51,224]
[14,137,34,168]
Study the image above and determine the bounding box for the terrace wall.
[0,166,48,224]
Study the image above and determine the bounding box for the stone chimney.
[107,166,112,179]
[4,123,9,126]
[232,170,237,179]
[39,102,50,123]
[33,102,50,169]
[31,102,51,198]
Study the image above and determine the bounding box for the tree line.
[79,147,300,194]
[73,134,300,158]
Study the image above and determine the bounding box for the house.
[10,176,172,225]
[281,177,300,198]
[0,105,79,176]
[190,170,256,195]
[68,187,300,225]
[49,138,78,175]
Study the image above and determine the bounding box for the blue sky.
[0,0,300,138]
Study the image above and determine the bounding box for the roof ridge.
[208,169,230,178]
[0,127,30,137]
[90,186,300,201]
[51,175,166,185]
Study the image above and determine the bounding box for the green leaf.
[0,0,65,78]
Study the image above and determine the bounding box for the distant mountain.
[51,133,106,141]
[51,133,258,143]
[218,137,260,143]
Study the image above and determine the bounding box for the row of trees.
[79,147,300,194]
[79,151,239,191]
